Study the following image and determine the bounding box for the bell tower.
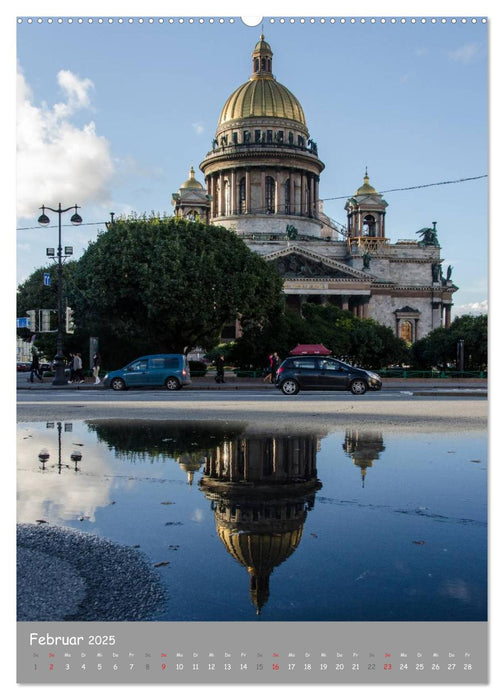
[345,169,388,238]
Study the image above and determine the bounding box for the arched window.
[284,179,291,214]
[400,320,413,344]
[265,176,276,214]
[363,215,376,236]
[238,177,246,214]
[254,58,259,73]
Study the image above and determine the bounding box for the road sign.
[44,273,51,286]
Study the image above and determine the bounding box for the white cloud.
[453,300,488,318]
[448,43,480,64]
[192,122,205,135]
[16,65,114,219]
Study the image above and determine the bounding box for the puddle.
[17,420,487,622]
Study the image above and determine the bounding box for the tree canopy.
[410,314,487,371]
[228,302,410,370]
[72,215,284,366]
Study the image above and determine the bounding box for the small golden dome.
[218,79,306,126]
[180,166,204,190]
[254,34,272,53]
[355,169,378,196]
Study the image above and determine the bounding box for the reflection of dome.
[217,524,303,613]
[177,453,205,485]
[179,166,204,190]
[217,35,306,127]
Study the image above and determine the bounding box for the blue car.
[103,354,191,391]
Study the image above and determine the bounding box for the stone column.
[218,173,224,217]
[260,170,265,214]
[290,174,295,215]
[444,303,452,328]
[341,295,349,311]
[231,169,236,216]
[246,169,251,214]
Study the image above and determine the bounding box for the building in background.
[176,36,458,342]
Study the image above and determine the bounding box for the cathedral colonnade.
[206,168,320,219]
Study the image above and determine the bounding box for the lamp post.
[37,203,82,385]
[37,421,84,473]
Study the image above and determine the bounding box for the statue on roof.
[417,222,440,247]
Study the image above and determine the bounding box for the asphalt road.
[17,386,487,434]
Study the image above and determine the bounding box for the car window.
[149,358,166,369]
[319,359,341,371]
[129,360,148,371]
[164,357,179,369]
[292,358,317,369]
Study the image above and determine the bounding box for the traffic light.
[65,307,75,334]
[26,310,36,331]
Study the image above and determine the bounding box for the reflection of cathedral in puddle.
[199,434,323,614]
[342,430,385,487]
[176,453,207,485]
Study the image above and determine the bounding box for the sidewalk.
[17,372,488,395]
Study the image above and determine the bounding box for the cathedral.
[171,35,457,343]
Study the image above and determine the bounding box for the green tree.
[411,314,487,371]
[73,215,284,367]
[229,302,409,370]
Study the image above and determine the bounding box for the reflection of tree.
[200,433,323,614]
[342,430,385,487]
[86,420,245,464]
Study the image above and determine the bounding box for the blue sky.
[15,9,488,316]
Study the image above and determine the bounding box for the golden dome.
[217,36,306,127]
[218,79,306,126]
[180,166,204,190]
[355,169,378,196]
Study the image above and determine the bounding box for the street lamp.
[37,203,82,385]
[37,421,84,473]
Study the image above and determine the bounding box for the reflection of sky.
[17,422,487,622]
[16,422,179,524]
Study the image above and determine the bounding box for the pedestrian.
[72,352,84,383]
[92,352,101,384]
[263,353,273,383]
[270,351,281,383]
[215,355,225,384]
[29,351,42,383]
[68,353,75,382]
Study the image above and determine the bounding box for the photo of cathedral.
[172,35,457,343]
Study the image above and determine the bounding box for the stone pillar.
[444,304,452,328]
[341,295,349,311]
[362,300,369,318]
[218,172,224,217]
[261,170,265,214]
[290,174,295,215]
[246,169,251,214]
[309,175,315,217]
[231,169,236,216]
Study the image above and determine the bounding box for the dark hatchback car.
[275,355,382,395]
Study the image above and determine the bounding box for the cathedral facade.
[172,35,457,343]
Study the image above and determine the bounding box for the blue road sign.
[43,273,51,286]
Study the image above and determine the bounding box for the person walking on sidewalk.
[72,352,85,383]
[92,352,101,384]
[29,351,43,383]
[270,351,281,383]
[215,355,225,384]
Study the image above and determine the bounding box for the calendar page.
[15,6,489,689]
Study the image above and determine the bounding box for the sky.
[13,7,489,318]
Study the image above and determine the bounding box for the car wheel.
[165,377,180,391]
[280,379,300,395]
[350,379,367,395]
[111,377,126,391]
